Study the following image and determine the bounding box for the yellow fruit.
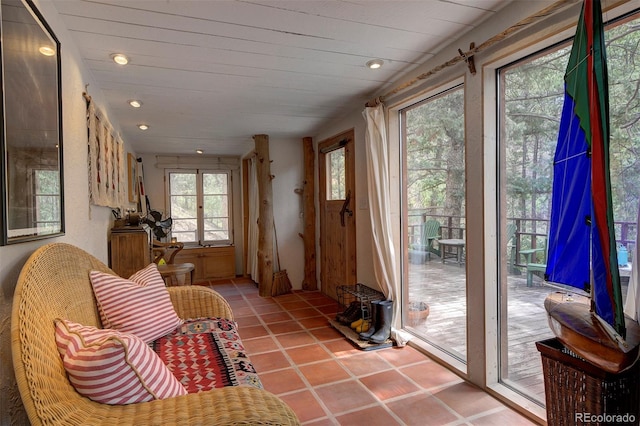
[355,320,370,333]
[350,318,363,329]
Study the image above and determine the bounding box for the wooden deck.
[405,258,631,403]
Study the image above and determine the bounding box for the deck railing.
[408,211,637,265]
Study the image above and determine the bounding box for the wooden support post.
[302,137,317,290]
[254,134,274,297]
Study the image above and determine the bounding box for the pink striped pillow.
[54,319,187,405]
[90,263,183,343]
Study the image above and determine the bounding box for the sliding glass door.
[401,83,467,361]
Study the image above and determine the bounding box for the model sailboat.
[543,0,640,374]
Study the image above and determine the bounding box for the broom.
[272,221,292,296]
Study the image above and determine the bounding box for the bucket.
[618,245,628,266]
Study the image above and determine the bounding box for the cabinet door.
[110,230,150,278]
[175,246,235,281]
[201,246,235,279]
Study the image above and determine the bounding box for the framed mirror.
[1,0,64,245]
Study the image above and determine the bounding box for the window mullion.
[196,170,205,245]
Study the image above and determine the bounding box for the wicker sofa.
[11,242,299,425]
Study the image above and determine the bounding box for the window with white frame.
[400,82,467,362]
[32,168,61,233]
[166,169,232,245]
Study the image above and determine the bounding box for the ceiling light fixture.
[111,53,129,65]
[366,59,384,69]
[137,124,149,130]
[39,46,55,56]
[128,99,142,108]
[196,149,204,154]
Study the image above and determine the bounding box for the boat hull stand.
[544,291,640,374]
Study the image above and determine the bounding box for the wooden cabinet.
[109,227,151,278]
[174,245,236,281]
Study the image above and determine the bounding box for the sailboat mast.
[585,0,625,338]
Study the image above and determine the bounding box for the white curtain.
[246,156,260,282]
[363,104,402,327]
[624,201,640,321]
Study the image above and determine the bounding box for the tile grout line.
[212,282,533,425]
[271,291,365,424]
[272,293,416,425]
[241,288,339,423]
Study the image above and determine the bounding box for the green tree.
[502,14,640,238]
[405,86,465,231]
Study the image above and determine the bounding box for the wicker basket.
[408,301,430,327]
[536,338,640,426]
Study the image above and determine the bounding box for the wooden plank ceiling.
[51,0,511,156]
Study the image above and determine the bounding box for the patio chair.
[525,239,548,287]
[505,223,518,272]
[419,219,441,260]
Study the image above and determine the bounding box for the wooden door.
[319,129,356,301]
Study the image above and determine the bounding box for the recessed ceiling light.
[128,99,142,108]
[111,53,129,65]
[39,46,55,56]
[196,149,204,154]
[137,124,149,130]
[366,59,384,69]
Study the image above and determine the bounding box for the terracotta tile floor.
[205,277,539,425]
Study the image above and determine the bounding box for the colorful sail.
[545,0,625,336]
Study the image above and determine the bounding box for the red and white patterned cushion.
[90,263,183,342]
[54,319,187,405]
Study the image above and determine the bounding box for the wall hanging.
[85,93,126,208]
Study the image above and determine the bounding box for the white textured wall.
[269,137,306,289]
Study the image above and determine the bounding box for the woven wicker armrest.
[39,386,299,425]
[168,285,234,320]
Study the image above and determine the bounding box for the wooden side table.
[437,239,465,265]
[157,262,195,286]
